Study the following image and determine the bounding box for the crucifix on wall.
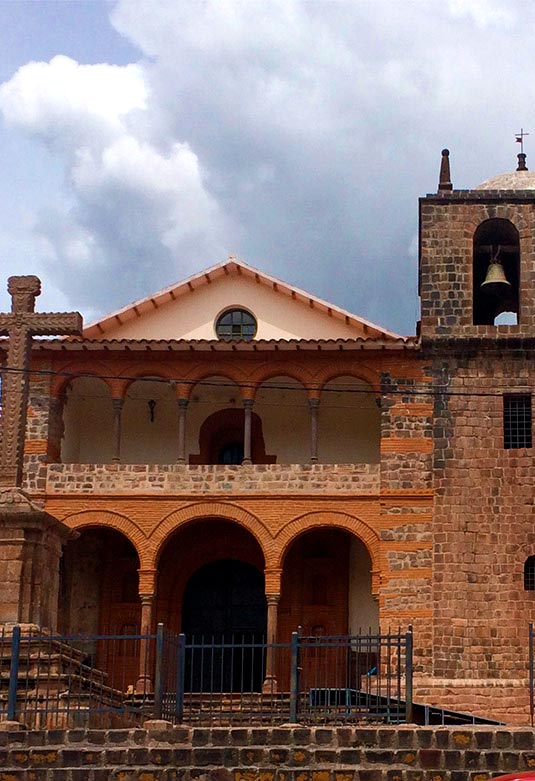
[0,276,82,488]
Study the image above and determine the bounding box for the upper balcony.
[39,373,382,495]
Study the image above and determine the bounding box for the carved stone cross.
[0,276,82,487]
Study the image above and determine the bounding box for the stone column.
[309,397,320,463]
[242,399,253,465]
[0,488,75,630]
[262,593,280,693]
[177,398,189,464]
[112,398,123,464]
[136,593,155,695]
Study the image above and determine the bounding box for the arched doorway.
[182,560,267,691]
[156,518,267,691]
[60,527,141,689]
[278,527,378,689]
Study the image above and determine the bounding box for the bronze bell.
[481,260,511,292]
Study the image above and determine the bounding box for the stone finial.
[517,153,528,171]
[7,275,41,314]
[438,149,453,191]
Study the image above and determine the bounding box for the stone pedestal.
[0,488,74,630]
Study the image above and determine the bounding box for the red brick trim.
[274,511,381,594]
[61,509,147,566]
[149,501,272,568]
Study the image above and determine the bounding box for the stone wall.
[1,725,535,780]
[425,346,535,702]
[42,463,381,496]
[419,192,535,339]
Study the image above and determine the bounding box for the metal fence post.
[153,623,165,720]
[405,625,414,724]
[7,625,21,722]
[289,630,300,723]
[175,633,186,723]
[530,623,534,728]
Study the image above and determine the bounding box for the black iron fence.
[0,625,413,728]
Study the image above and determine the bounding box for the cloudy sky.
[0,0,532,334]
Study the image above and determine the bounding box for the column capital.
[243,397,254,409]
[266,593,280,606]
[177,397,189,410]
[308,397,320,409]
[139,593,155,606]
[112,397,124,411]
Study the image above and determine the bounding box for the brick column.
[0,488,74,629]
[242,399,253,465]
[112,398,123,464]
[136,593,155,694]
[177,398,189,464]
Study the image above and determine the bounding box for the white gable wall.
[98,275,363,341]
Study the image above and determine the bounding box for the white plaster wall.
[348,538,378,634]
[254,377,309,463]
[121,379,179,464]
[99,275,364,341]
[319,377,380,464]
[186,377,242,460]
[61,377,114,463]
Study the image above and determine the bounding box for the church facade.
[0,151,534,724]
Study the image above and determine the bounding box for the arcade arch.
[121,378,178,463]
[318,375,380,463]
[254,376,309,463]
[61,377,114,463]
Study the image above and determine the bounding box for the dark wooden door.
[182,560,267,691]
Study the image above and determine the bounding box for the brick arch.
[274,511,381,595]
[60,510,149,568]
[149,502,273,569]
[250,363,313,391]
[315,365,381,395]
[51,361,114,398]
[120,361,180,393]
[185,371,245,400]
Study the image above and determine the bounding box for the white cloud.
[0,52,231,310]
[447,0,516,28]
[1,1,534,331]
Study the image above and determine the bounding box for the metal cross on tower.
[0,276,82,488]
[516,128,529,155]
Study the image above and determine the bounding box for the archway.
[61,377,114,463]
[122,378,178,463]
[187,376,243,463]
[473,218,520,325]
[60,527,141,689]
[183,560,267,691]
[156,518,267,691]
[254,376,309,463]
[319,376,380,463]
[278,527,378,689]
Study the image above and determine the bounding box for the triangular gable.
[83,257,402,342]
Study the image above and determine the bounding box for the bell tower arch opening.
[473,218,520,325]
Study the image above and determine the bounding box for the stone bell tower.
[419,148,535,341]
[416,150,535,723]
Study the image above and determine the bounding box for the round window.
[215,308,257,341]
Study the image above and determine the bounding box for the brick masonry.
[1,725,535,780]
[4,182,535,727]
